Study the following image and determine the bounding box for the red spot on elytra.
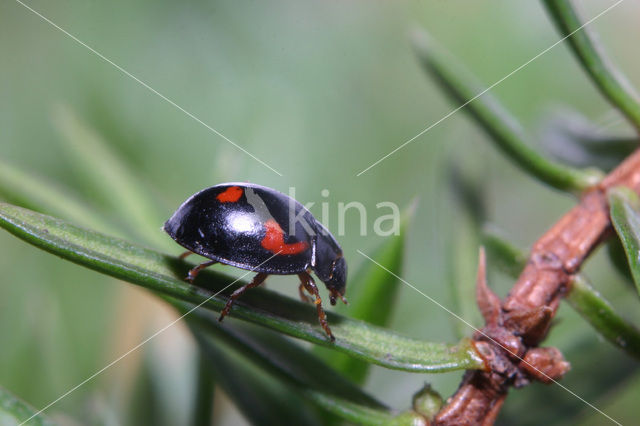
[261,219,308,255]
[217,186,243,203]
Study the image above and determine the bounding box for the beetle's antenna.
[329,289,348,306]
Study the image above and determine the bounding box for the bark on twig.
[435,149,640,425]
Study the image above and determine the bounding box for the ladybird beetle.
[163,183,347,341]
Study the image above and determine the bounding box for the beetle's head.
[313,224,348,305]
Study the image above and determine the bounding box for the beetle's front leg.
[298,272,334,342]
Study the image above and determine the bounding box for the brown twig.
[434,149,640,425]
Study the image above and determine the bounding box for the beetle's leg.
[298,272,335,342]
[185,260,218,283]
[219,273,269,321]
[298,282,312,303]
[179,251,193,260]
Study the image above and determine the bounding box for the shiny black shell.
[164,183,341,275]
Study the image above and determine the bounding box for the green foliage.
[181,302,386,408]
[52,106,168,248]
[480,227,527,279]
[609,186,640,297]
[0,94,476,423]
[411,8,640,418]
[0,386,55,426]
[3,1,640,423]
[0,203,484,375]
[188,323,326,426]
[566,276,640,361]
[315,204,412,384]
[541,110,638,172]
[0,196,483,424]
[183,305,397,425]
[190,350,215,426]
[446,167,486,337]
[0,158,113,234]
[411,29,602,193]
[543,0,640,130]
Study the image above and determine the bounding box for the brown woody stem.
[435,149,640,424]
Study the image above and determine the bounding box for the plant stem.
[543,0,640,132]
[483,227,640,360]
[608,186,640,297]
[0,202,485,374]
[566,275,640,360]
[412,29,602,192]
[436,149,640,424]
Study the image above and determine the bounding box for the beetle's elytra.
[163,183,347,341]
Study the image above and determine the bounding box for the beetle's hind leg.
[298,272,335,342]
[219,273,269,321]
[185,260,218,283]
[298,282,312,303]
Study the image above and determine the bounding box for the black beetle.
[164,183,347,340]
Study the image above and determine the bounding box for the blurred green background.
[1,0,639,424]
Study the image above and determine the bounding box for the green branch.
[543,0,640,131]
[315,204,413,383]
[566,275,640,360]
[446,167,487,338]
[0,386,56,426]
[0,158,114,235]
[412,29,602,192]
[181,304,398,425]
[0,202,484,373]
[609,186,640,297]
